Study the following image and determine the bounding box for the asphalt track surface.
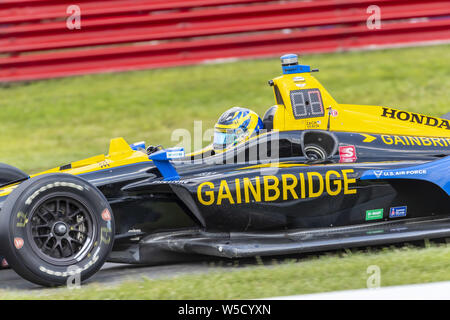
[0,258,262,290]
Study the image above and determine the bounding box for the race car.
[0,54,449,287]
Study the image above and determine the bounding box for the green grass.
[2,243,450,299]
[0,45,449,299]
[0,45,449,173]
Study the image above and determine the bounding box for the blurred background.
[0,0,449,173]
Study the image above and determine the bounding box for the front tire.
[0,173,114,287]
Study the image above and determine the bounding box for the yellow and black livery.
[0,54,449,287]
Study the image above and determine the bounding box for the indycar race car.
[0,54,449,287]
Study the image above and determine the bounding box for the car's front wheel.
[0,173,114,287]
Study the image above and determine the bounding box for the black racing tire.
[304,144,328,161]
[0,163,28,185]
[0,173,115,287]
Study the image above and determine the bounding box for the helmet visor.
[213,128,245,150]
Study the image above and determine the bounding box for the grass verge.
[1,244,450,299]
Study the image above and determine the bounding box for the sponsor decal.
[127,229,142,233]
[339,145,357,163]
[166,150,185,159]
[381,107,450,130]
[293,76,305,82]
[39,254,99,277]
[374,170,383,178]
[14,237,24,250]
[389,206,407,218]
[366,209,383,221]
[371,169,427,179]
[26,182,84,205]
[153,180,189,184]
[16,211,28,228]
[329,108,338,117]
[101,226,112,244]
[197,169,357,206]
[98,160,111,169]
[101,208,111,222]
[380,134,450,147]
[360,132,450,147]
[306,119,320,129]
[360,134,377,143]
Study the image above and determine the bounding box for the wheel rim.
[28,195,95,265]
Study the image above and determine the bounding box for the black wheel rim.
[28,195,95,265]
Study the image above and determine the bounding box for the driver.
[213,107,263,150]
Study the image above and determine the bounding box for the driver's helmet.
[213,107,263,150]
